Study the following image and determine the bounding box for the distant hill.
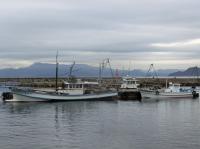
[169,67,200,76]
[0,63,179,78]
[0,63,100,78]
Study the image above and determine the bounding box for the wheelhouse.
[120,76,140,89]
[59,80,99,95]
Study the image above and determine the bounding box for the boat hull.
[5,91,118,102]
[140,90,194,100]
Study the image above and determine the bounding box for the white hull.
[6,91,118,102]
[141,90,193,100]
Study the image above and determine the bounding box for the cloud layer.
[1,0,200,69]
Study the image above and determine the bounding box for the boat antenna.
[55,50,59,92]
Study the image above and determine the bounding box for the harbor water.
[0,89,200,149]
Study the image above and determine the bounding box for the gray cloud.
[0,0,200,69]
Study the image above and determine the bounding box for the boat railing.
[12,87,33,94]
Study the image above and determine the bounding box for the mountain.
[0,63,99,78]
[169,67,200,76]
[0,63,178,78]
[154,69,180,76]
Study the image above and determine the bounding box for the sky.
[1,0,200,70]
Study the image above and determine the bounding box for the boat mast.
[98,63,102,83]
[69,61,75,78]
[145,64,158,78]
[191,66,199,83]
[128,60,131,76]
[144,64,160,87]
[55,51,59,92]
[100,58,114,77]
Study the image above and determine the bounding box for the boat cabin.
[59,79,99,95]
[165,82,181,93]
[120,76,139,89]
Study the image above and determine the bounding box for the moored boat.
[1,53,118,102]
[118,76,141,100]
[140,82,199,100]
[120,76,140,90]
[2,80,118,102]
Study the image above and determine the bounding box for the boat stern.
[1,92,14,101]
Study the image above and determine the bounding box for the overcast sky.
[1,0,200,70]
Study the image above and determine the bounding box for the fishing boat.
[140,82,199,100]
[1,53,118,102]
[120,76,139,89]
[1,80,117,102]
[118,76,141,100]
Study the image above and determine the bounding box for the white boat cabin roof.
[169,82,180,87]
[122,76,139,82]
[64,81,99,85]
[63,80,99,90]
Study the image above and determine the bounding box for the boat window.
[65,84,69,88]
[69,85,72,88]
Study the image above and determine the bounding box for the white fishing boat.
[120,76,140,90]
[1,53,117,102]
[140,82,199,100]
[2,80,117,102]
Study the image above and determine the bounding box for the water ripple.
[0,99,200,149]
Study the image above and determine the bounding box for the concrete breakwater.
[0,77,200,88]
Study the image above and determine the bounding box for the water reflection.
[2,101,115,113]
[0,99,199,149]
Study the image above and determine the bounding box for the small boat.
[140,82,199,100]
[2,80,117,102]
[118,76,141,100]
[120,76,140,90]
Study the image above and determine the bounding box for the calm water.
[0,90,200,149]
